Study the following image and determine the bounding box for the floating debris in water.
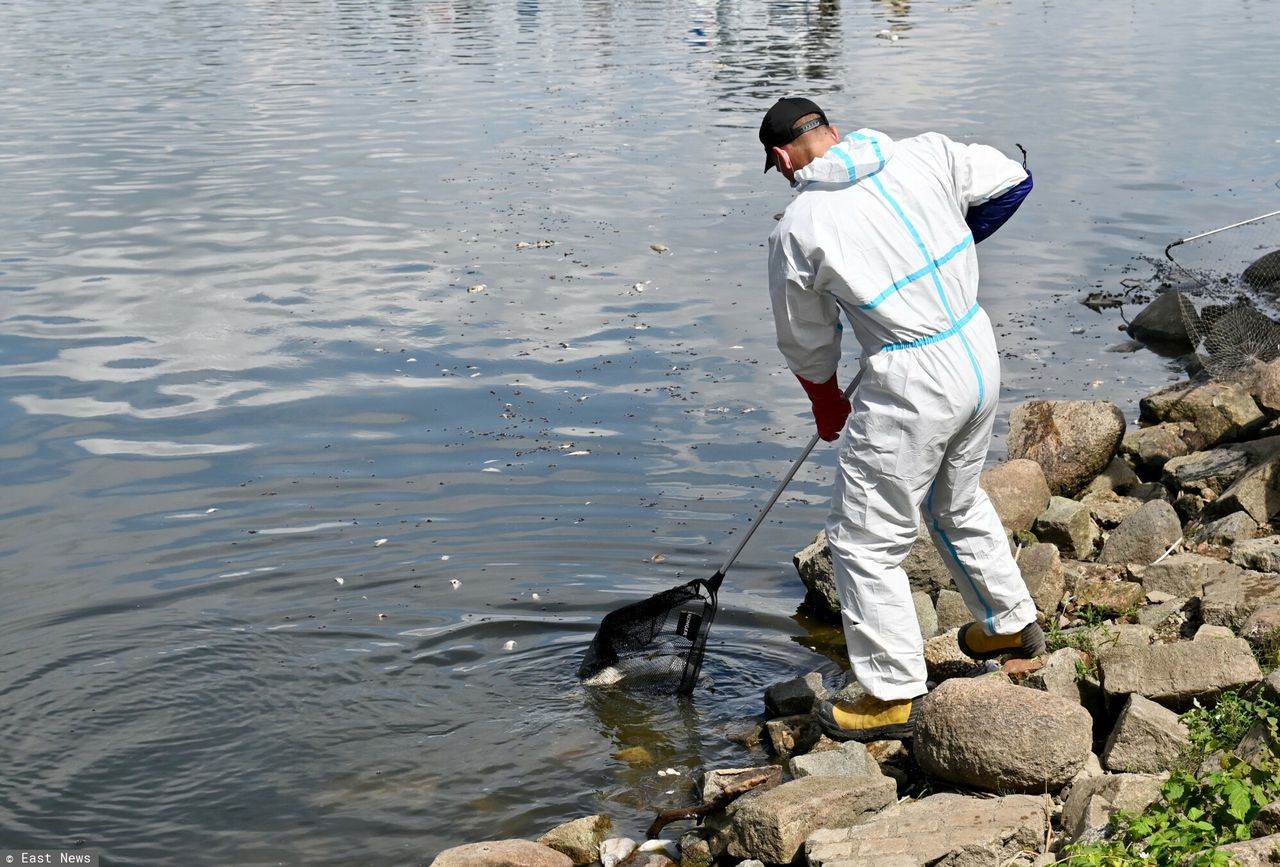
[652,553,667,563]
[1082,291,1125,311]
[650,243,669,253]
[482,467,501,473]
[502,640,517,651]
[335,577,345,585]
[206,508,219,513]
[441,555,450,561]
[450,579,461,589]
[515,239,556,249]
[566,450,591,456]
[631,281,649,292]
[378,613,387,620]
[600,839,638,867]
[374,538,388,547]
[467,284,486,294]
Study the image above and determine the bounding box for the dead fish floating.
[649,243,668,253]
[515,240,556,250]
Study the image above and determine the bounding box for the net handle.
[707,367,865,592]
[1166,208,1280,260]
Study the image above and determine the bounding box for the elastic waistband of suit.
[880,303,981,353]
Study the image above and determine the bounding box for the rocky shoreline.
[432,312,1280,867]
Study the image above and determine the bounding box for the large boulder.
[724,774,896,864]
[1099,638,1263,710]
[765,672,827,719]
[1007,400,1126,496]
[431,840,573,867]
[1080,490,1144,529]
[979,459,1052,532]
[913,679,1092,792]
[1097,500,1182,566]
[1139,380,1266,447]
[1191,511,1259,547]
[1061,773,1167,841]
[1081,456,1143,498]
[1101,694,1190,773]
[804,792,1052,866]
[1204,834,1280,867]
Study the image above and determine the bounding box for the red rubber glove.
[797,373,851,442]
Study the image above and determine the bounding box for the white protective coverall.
[768,128,1039,700]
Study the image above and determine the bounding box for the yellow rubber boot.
[956,621,1046,661]
[817,694,920,742]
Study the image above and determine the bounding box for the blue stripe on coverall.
[847,132,995,626]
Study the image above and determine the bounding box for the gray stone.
[789,740,884,780]
[1061,773,1167,841]
[1139,379,1267,448]
[538,816,614,866]
[1162,447,1251,495]
[1082,456,1144,498]
[902,527,954,596]
[1251,801,1280,837]
[935,589,970,633]
[765,715,820,762]
[1101,694,1191,773]
[1020,542,1066,616]
[924,629,983,682]
[1081,490,1145,529]
[1007,400,1126,497]
[1098,500,1183,566]
[913,679,1092,792]
[1235,720,1279,771]
[1099,638,1263,710]
[1243,250,1280,289]
[1208,456,1280,524]
[1070,751,1105,786]
[700,766,783,804]
[1127,481,1173,503]
[677,832,715,867]
[1241,607,1280,657]
[913,590,939,640]
[1205,833,1280,867]
[1076,578,1146,616]
[1061,560,1127,596]
[1191,511,1259,547]
[1138,553,1242,598]
[1262,670,1280,706]
[1232,536,1280,573]
[980,459,1053,532]
[1121,422,1203,474]
[765,672,828,719]
[1201,569,1280,629]
[1025,648,1096,710]
[1128,290,1195,348]
[1034,496,1100,559]
[794,532,839,618]
[805,792,1051,866]
[724,775,897,864]
[431,840,574,867]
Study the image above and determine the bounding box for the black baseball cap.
[759,97,829,173]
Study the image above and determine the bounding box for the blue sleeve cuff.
[966,170,1033,244]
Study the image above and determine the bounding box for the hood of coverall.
[791,128,896,188]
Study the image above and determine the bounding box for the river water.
[1,0,1278,863]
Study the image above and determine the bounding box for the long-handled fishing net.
[1164,209,1280,380]
[578,370,864,696]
